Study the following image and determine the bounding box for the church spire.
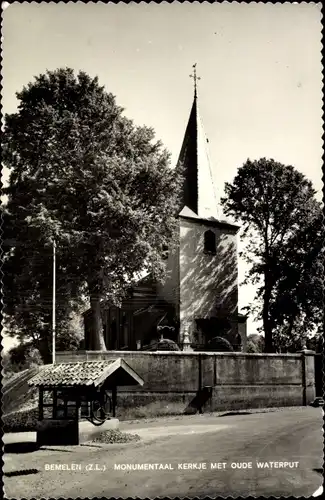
[177,67,219,220]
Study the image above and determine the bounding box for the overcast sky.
[2,2,323,350]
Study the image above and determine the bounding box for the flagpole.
[52,239,56,364]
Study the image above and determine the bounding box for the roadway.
[3,407,323,498]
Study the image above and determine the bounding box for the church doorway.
[104,307,134,350]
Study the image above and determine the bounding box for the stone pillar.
[238,319,247,352]
[181,320,193,351]
[300,349,316,405]
[112,385,117,418]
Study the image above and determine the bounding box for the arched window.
[204,230,216,254]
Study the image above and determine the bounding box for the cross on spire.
[189,63,201,98]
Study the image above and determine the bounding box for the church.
[84,69,247,352]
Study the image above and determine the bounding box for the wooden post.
[52,240,56,364]
[39,388,44,420]
[76,393,81,421]
[112,385,117,418]
[198,354,203,414]
[52,388,57,418]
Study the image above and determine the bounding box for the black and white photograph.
[1,2,323,498]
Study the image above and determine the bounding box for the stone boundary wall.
[56,350,316,415]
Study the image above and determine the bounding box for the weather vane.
[189,63,201,98]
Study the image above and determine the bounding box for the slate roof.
[176,96,219,219]
[28,358,144,388]
[176,94,236,227]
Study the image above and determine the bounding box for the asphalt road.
[4,407,323,498]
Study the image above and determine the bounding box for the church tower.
[177,68,219,220]
[84,66,246,352]
[158,65,242,350]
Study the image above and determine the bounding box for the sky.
[1,2,323,351]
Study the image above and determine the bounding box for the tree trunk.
[263,274,274,353]
[262,230,275,353]
[38,337,52,364]
[88,279,107,351]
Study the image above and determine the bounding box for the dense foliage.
[222,158,323,352]
[3,68,183,355]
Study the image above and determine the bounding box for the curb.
[3,419,120,446]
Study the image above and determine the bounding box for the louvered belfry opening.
[204,229,216,254]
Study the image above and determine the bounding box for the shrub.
[247,334,265,353]
[3,406,38,433]
[196,336,234,352]
[145,339,181,351]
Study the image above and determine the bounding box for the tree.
[221,158,322,352]
[269,207,323,352]
[3,68,183,352]
[3,206,86,362]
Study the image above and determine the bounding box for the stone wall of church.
[57,350,316,417]
[179,217,239,345]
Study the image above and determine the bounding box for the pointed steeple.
[177,68,219,220]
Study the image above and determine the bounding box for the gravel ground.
[91,429,141,444]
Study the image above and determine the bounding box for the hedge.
[3,406,38,433]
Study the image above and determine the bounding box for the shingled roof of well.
[28,360,119,387]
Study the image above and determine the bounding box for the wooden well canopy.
[28,358,144,423]
[28,358,144,390]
